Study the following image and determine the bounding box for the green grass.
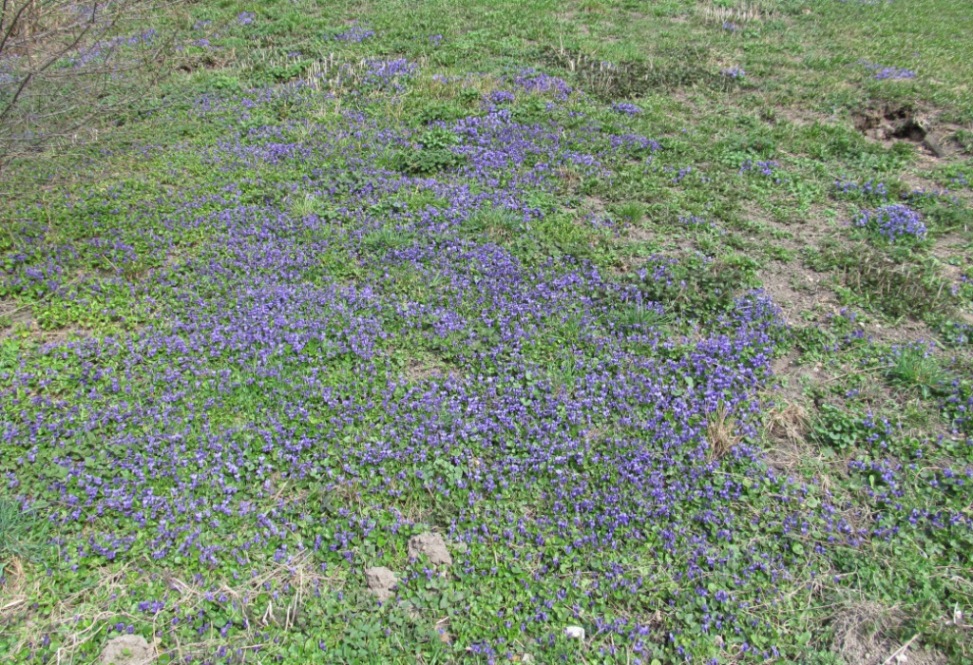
[0,498,51,575]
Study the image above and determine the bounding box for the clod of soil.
[408,532,453,566]
[364,566,398,602]
[99,635,155,665]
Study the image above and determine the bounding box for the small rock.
[520,655,535,664]
[100,635,154,665]
[364,566,397,602]
[564,625,585,640]
[408,532,452,566]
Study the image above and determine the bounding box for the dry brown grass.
[707,403,741,460]
[762,399,821,475]
[1,1,184,172]
[0,556,27,617]
[831,601,946,665]
[0,553,339,664]
[766,401,809,443]
[696,0,775,24]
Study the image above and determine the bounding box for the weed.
[810,404,871,453]
[885,344,948,397]
[0,498,50,573]
[385,127,467,175]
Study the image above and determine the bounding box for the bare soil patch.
[853,104,965,159]
[759,261,835,327]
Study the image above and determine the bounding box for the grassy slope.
[1,0,972,663]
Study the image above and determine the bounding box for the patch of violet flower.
[859,60,916,80]
[508,68,573,101]
[334,25,375,42]
[854,204,926,242]
[833,178,888,199]
[611,102,641,115]
[739,159,780,182]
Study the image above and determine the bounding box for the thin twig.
[881,634,919,665]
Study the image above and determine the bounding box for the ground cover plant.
[1,0,972,663]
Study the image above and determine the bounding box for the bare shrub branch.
[0,0,185,173]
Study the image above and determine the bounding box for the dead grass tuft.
[0,556,27,617]
[697,1,773,25]
[831,601,946,665]
[766,401,809,443]
[707,404,741,460]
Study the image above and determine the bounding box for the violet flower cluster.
[611,102,642,115]
[508,69,573,101]
[833,178,888,200]
[361,58,418,91]
[738,159,780,183]
[853,204,926,242]
[859,60,916,80]
[68,29,157,69]
[334,25,375,42]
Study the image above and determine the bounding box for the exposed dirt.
[759,260,836,327]
[403,357,453,382]
[0,301,94,345]
[931,233,970,269]
[743,202,838,252]
[776,106,841,128]
[852,104,965,159]
[0,298,33,339]
[854,104,928,142]
[408,532,452,566]
[99,635,156,665]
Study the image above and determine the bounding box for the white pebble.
[564,626,585,640]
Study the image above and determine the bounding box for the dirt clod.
[364,566,398,602]
[99,635,155,665]
[408,532,452,566]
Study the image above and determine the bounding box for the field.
[1,1,972,663]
